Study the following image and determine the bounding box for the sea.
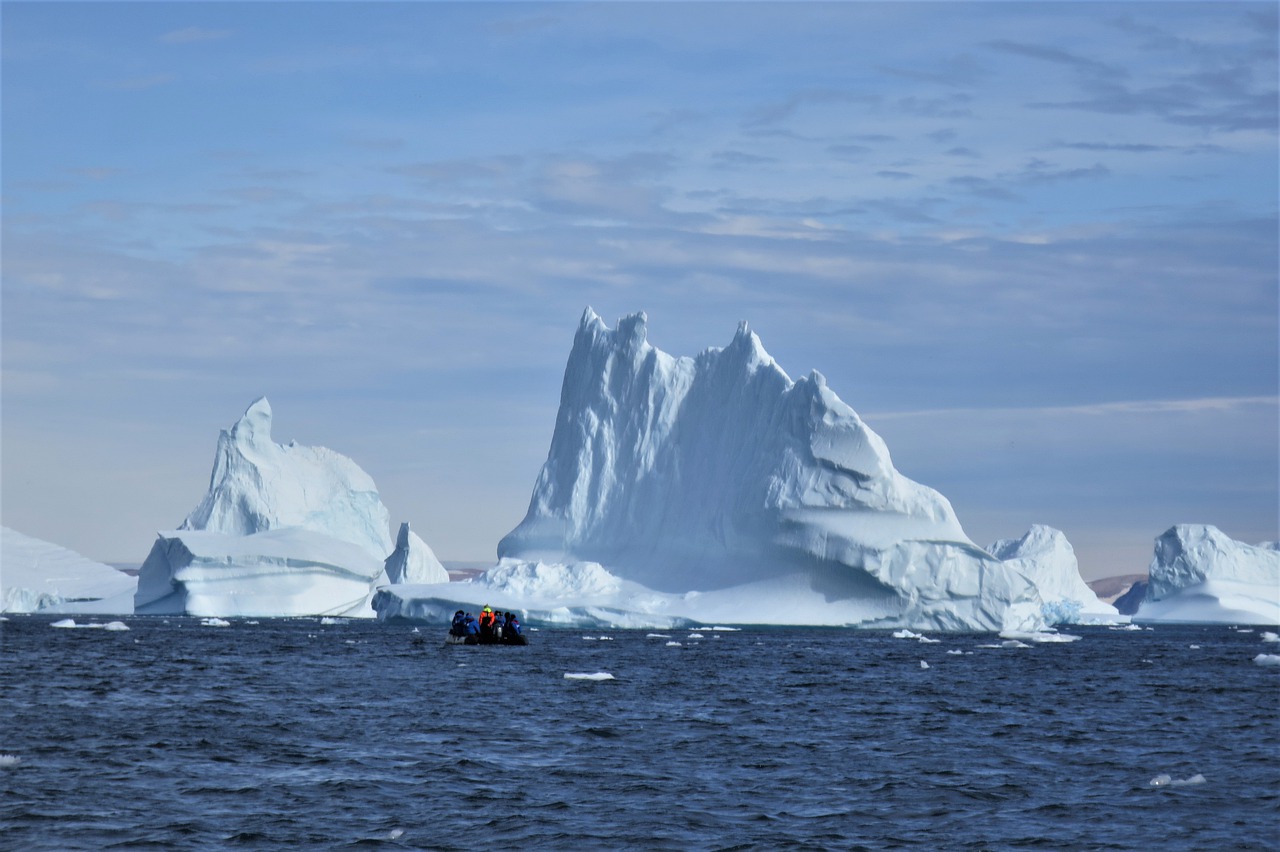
[2,615,1276,851]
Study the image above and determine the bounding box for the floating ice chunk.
[919,660,930,669]
[103,621,130,631]
[50,619,77,628]
[1253,654,1280,667]
[708,626,740,631]
[646,633,670,639]
[1262,632,1279,643]
[1001,640,1032,649]
[688,632,705,639]
[1000,630,1081,644]
[201,617,231,627]
[946,649,964,655]
[1150,773,1207,787]
[893,629,922,639]
[0,755,20,768]
[564,672,615,681]
[320,617,346,625]
[1189,644,1200,649]
[666,641,683,647]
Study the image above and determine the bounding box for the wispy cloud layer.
[2,2,1275,568]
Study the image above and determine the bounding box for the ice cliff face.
[384,522,448,585]
[1135,525,1280,625]
[181,397,393,560]
[986,525,1118,623]
[496,309,1048,631]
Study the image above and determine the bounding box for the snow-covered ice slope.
[487,309,1048,631]
[134,398,400,617]
[134,528,385,617]
[987,525,1119,624]
[181,397,393,560]
[1134,525,1279,625]
[1,526,136,614]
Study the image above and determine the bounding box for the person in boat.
[463,612,479,637]
[449,610,467,637]
[503,611,521,637]
[478,605,497,642]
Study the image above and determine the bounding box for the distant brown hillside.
[1088,574,1148,603]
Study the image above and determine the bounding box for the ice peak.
[230,397,273,447]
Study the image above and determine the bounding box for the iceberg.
[986,525,1120,624]
[1,526,136,614]
[386,308,1051,631]
[1133,525,1280,625]
[134,398,403,617]
[134,528,385,617]
[383,522,448,585]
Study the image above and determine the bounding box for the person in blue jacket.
[450,610,467,636]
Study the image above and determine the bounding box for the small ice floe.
[0,754,20,768]
[1150,773,1207,787]
[320,617,346,625]
[1110,623,1145,631]
[50,619,129,631]
[892,629,922,639]
[200,617,231,627]
[1253,654,1280,667]
[646,633,670,639]
[1261,632,1279,643]
[1189,644,1201,650]
[1000,630,1081,644]
[564,672,615,681]
[919,660,930,669]
[687,632,705,639]
[666,641,683,647]
[388,829,405,840]
[946,649,967,656]
[708,626,740,631]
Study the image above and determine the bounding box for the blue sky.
[3,2,1276,578]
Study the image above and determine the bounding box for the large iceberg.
[134,398,399,616]
[384,308,1055,631]
[1133,525,1280,625]
[1,526,136,614]
[986,525,1119,624]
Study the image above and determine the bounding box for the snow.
[1,526,136,614]
[398,309,1060,631]
[383,522,448,585]
[134,528,386,617]
[986,525,1120,624]
[1133,526,1280,625]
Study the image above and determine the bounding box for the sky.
[2,2,1276,580]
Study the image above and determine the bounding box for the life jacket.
[478,610,495,629]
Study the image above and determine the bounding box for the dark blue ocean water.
[1,616,1276,851]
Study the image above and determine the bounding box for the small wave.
[564,672,615,681]
[1253,654,1280,667]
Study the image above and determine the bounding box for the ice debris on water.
[919,660,930,669]
[1253,654,1280,667]
[0,755,21,768]
[1149,773,1207,788]
[200,617,231,627]
[666,641,682,647]
[49,619,130,631]
[564,672,615,681]
[1261,632,1279,643]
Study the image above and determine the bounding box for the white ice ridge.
[1,526,136,614]
[180,397,394,560]
[388,308,1069,631]
[1133,525,1280,626]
